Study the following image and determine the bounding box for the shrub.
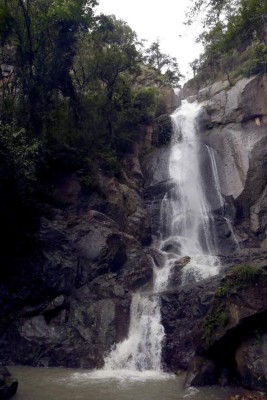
[153,114,173,146]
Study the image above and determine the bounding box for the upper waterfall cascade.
[160,101,221,283]
[100,100,237,377]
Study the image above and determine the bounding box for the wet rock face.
[141,146,172,237]
[185,260,267,391]
[185,356,217,387]
[141,74,267,391]
[167,256,191,289]
[0,162,153,368]
[160,277,220,371]
[198,75,267,248]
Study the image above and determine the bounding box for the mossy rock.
[195,264,267,350]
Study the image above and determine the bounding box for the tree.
[144,39,182,86]
[187,0,240,28]
[71,15,143,143]
[187,0,267,83]
[89,15,141,99]
[0,0,98,132]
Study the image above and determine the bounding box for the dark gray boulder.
[236,334,267,392]
[0,367,18,400]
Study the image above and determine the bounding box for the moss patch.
[202,307,229,346]
[201,264,267,348]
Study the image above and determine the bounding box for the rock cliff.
[178,74,267,391]
[0,72,267,394]
[0,125,155,368]
[142,74,267,391]
[190,74,267,248]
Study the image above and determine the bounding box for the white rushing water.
[104,290,164,372]
[160,101,220,283]
[99,100,232,379]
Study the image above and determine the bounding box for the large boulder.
[0,367,18,400]
[186,263,267,390]
[185,356,217,387]
[236,334,267,392]
[160,276,220,371]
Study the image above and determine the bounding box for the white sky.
[96,0,203,81]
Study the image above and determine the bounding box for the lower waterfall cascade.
[99,100,238,377]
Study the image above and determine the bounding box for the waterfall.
[101,100,236,377]
[104,291,164,372]
[160,101,220,283]
[103,257,169,375]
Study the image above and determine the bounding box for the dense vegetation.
[0,0,180,270]
[188,0,267,85]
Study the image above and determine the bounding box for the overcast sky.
[96,0,203,81]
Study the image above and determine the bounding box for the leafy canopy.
[144,39,183,86]
[187,0,267,83]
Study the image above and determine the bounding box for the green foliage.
[202,307,229,346]
[0,123,39,195]
[0,0,97,132]
[214,286,227,298]
[153,115,173,146]
[78,158,99,191]
[189,0,267,83]
[214,264,266,297]
[72,15,141,97]
[187,0,240,28]
[230,38,267,78]
[98,150,121,176]
[132,87,158,123]
[0,5,13,43]
[201,263,267,347]
[70,14,159,158]
[48,0,97,21]
[0,1,167,265]
[144,39,183,87]
[0,1,169,275]
[226,263,267,287]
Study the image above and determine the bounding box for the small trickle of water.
[206,145,240,250]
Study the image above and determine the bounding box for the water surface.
[10,366,244,400]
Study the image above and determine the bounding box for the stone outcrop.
[196,75,267,248]
[0,79,180,369]
[172,74,267,392]
[0,367,18,400]
[0,130,154,368]
[236,334,267,392]
[140,74,267,393]
[185,260,267,390]
[160,276,220,371]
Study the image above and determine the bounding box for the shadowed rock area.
[0,135,154,368]
[0,367,18,400]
